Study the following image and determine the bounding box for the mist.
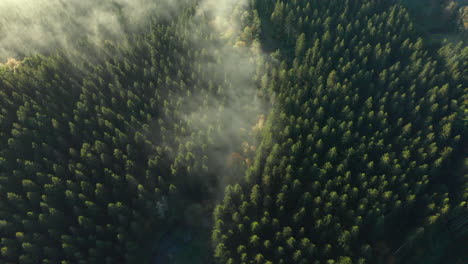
[0,0,184,61]
[0,0,266,197]
[169,0,268,199]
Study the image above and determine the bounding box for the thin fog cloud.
[0,0,266,194]
[0,0,182,60]
[197,0,248,33]
[0,0,252,60]
[182,0,266,194]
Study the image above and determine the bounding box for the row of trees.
[0,0,466,263]
[0,5,262,263]
[212,0,466,263]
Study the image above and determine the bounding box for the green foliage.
[0,4,262,263]
[213,0,466,263]
[0,1,466,264]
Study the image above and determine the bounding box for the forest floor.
[151,225,212,264]
[150,208,214,264]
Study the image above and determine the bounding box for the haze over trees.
[0,0,466,264]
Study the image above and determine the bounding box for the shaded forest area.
[0,1,467,264]
[399,0,468,49]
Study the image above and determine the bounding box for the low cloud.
[0,0,183,60]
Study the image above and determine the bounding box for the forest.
[0,0,466,264]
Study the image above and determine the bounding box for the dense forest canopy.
[0,0,466,264]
